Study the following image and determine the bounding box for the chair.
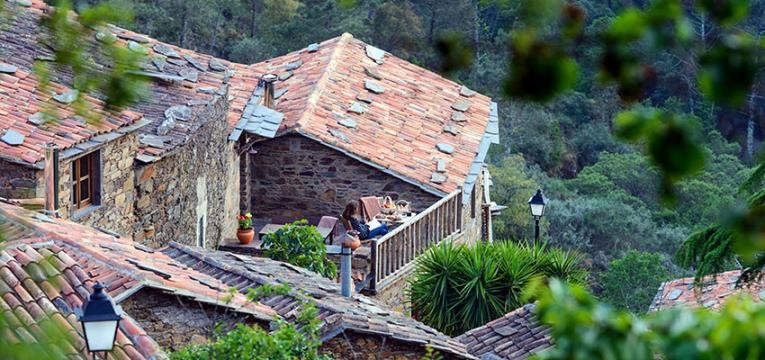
[317,216,339,244]
[359,196,382,222]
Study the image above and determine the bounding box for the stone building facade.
[0,160,38,199]
[248,134,441,221]
[132,97,239,248]
[57,133,140,236]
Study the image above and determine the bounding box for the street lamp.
[76,283,123,356]
[528,189,547,243]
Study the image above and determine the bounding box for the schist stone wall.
[319,332,458,360]
[133,97,238,248]
[120,288,261,352]
[0,160,38,199]
[247,134,441,221]
[57,133,140,236]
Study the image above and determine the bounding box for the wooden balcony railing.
[368,190,462,293]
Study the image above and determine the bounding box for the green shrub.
[409,241,587,336]
[262,220,337,279]
[600,251,670,313]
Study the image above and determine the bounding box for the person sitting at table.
[342,202,388,240]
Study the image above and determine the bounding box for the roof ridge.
[293,32,354,131]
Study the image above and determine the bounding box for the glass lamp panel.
[530,203,545,217]
[83,320,118,351]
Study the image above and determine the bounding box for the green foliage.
[488,155,544,241]
[409,241,586,336]
[262,220,337,279]
[532,279,765,360]
[600,251,671,313]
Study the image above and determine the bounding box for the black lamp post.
[528,189,547,243]
[76,283,123,358]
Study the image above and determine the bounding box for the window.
[72,151,100,210]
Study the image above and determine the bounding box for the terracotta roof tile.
[0,200,281,358]
[648,270,765,312]
[456,304,552,360]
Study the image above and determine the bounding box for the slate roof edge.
[461,104,498,204]
[295,131,449,198]
[11,116,150,170]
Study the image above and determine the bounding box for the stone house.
[228,33,500,232]
[0,1,500,252]
[0,200,476,359]
[0,2,240,248]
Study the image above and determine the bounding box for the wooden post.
[369,239,378,293]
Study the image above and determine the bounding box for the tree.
[370,2,424,59]
[489,155,544,241]
[600,251,671,313]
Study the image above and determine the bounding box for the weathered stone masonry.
[133,96,239,248]
[58,133,140,236]
[248,134,441,221]
[120,288,261,352]
[0,160,38,199]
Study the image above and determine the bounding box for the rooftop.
[456,304,552,360]
[2,1,499,198]
[648,270,765,312]
[0,1,235,163]
[230,33,499,197]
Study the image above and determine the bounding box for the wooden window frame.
[72,151,101,210]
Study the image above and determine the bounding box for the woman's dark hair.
[343,202,358,220]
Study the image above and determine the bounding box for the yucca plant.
[409,240,588,336]
[409,242,464,335]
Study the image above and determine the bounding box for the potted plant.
[237,213,254,245]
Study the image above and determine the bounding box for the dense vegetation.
[409,241,586,335]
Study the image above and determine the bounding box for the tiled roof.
[163,243,477,359]
[4,2,499,190]
[0,67,144,166]
[1,242,163,359]
[456,304,552,360]
[0,1,235,163]
[0,201,280,357]
[648,270,765,312]
[230,33,499,195]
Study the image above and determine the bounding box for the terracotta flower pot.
[237,229,254,245]
[343,235,361,251]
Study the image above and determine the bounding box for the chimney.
[261,74,277,108]
[43,143,60,217]
[340,241,353,297]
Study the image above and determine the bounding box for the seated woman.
[342,202,388,240]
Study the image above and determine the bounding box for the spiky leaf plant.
[409,240,587,336]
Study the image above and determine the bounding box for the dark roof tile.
[456,304,552,360]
